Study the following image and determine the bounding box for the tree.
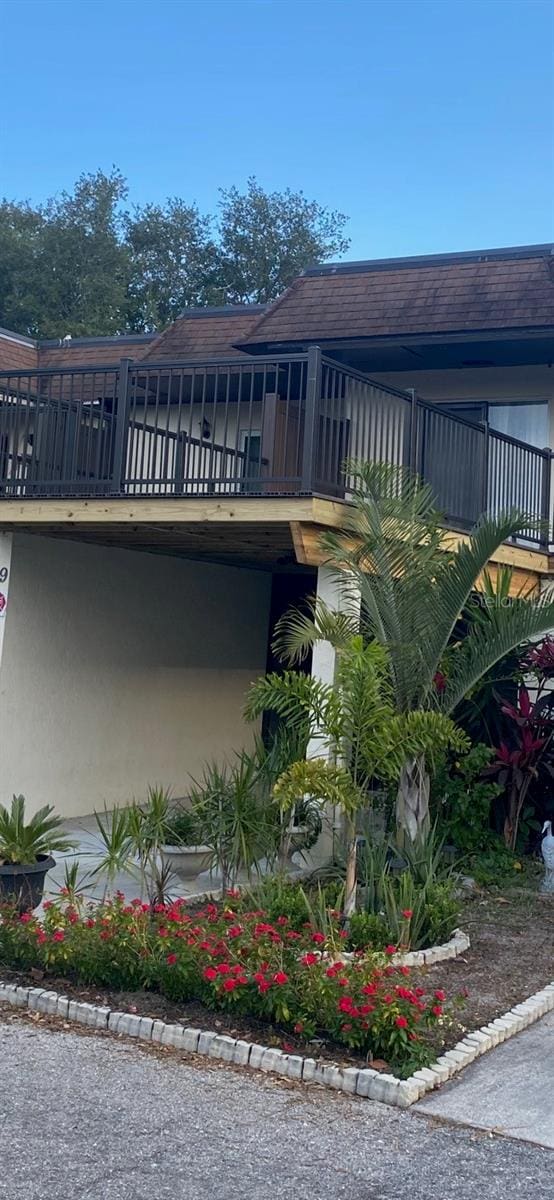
[0,202,45,334]
[274,461,554,844]
[0,170,350,337]
[124,200,220,330]
[217,177,350,304]
[39,169,129,338]
[245,638,465,917]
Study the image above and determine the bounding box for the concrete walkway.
[1,1017,552,1200]
[417,1011,554,1149]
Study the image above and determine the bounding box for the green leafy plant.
[431,744,501,854]
[247,636,465,916]
[191,755,274,896]
[0,795,75,864]
[163,806,202,847]
[273,461,554,844]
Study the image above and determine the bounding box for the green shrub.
[431,745,501,855]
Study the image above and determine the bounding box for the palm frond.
[443,594,554,714]
[244,671,341,745]
[272,597,359,666]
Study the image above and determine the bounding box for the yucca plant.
[0,795,75,864]
[273,460,554,843]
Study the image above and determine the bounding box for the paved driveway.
[1,1017,552,1200]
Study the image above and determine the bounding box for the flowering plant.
[0,891,452,1074]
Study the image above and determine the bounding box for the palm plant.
[272,461,554,843]
[246,637,465,916]
[0,795,76,864]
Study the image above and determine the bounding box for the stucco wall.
[0,534,271,818]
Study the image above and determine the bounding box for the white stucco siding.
[0,533,271,818]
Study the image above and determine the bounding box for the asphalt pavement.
[1,1017,552,1200]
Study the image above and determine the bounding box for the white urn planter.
[161,845,212,880]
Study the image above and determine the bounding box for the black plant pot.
[0,855,55,913]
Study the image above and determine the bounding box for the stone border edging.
[2,974,553,1108]
[394,927,470,967]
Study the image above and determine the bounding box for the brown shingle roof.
[241,246,554,347]
[38,335,153,369]
[0,330,38,371]
[141,306,265,362]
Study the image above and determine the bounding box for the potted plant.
[0,795,76,912]
[161,804,212,880]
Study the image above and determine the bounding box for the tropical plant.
[273,461,554,842]
[431,744,502,855]
[246,637,466,916]
[190,755,274,896]
[0,795,75,864]
[90,804,136,898]
[483,685,554,850]
[127,786,174,906]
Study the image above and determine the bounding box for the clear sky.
[2,0,553,260]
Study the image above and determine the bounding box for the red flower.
[19,912,32,923]
[85,919,95,928]
[338,996,354,1013]
[158,927,169,938]
[273,971,289,986]
[294,1022,304,1034]
[434,989,446,1001]
[385,945,397,956]
[401,909,413,920]
[337,977,349,987]
[227,925,243,938]
[395,1015,408,1028]
[301,952,319,966]
[52,930,64,942]
[361,983,376,995]
[433,670,446,693]
[311,932,325,944]
[432,1005,443,1017]
[222,978,238,992]
[203,966,218,981]
[166,953,177,966]
[258,980,270,993]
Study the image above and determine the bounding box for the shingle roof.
[141,306,265,362]
[240,246,554,347]
[38,335,154,369]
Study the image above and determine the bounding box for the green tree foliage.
[0,170,350,338]
[216,177,350,304]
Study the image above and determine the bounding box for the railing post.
[301,346,321,493]
[112,358,132,493]
[481,418,490,517]
[408,388,419,473]
[540,448,552,550]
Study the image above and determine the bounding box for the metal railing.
[0,348,551,547]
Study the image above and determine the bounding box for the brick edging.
[2,977,553,1107]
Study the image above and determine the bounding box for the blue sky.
[2,0,553,260]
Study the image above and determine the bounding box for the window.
[488,402,548,449]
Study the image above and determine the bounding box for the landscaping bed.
[1,887,552,1079]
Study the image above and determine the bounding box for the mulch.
[2,888,553,1071]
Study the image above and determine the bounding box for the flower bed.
[0,894,452,1076]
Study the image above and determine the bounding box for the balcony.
[0,348,551,550]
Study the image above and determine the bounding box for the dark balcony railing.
[0,348,551,548]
